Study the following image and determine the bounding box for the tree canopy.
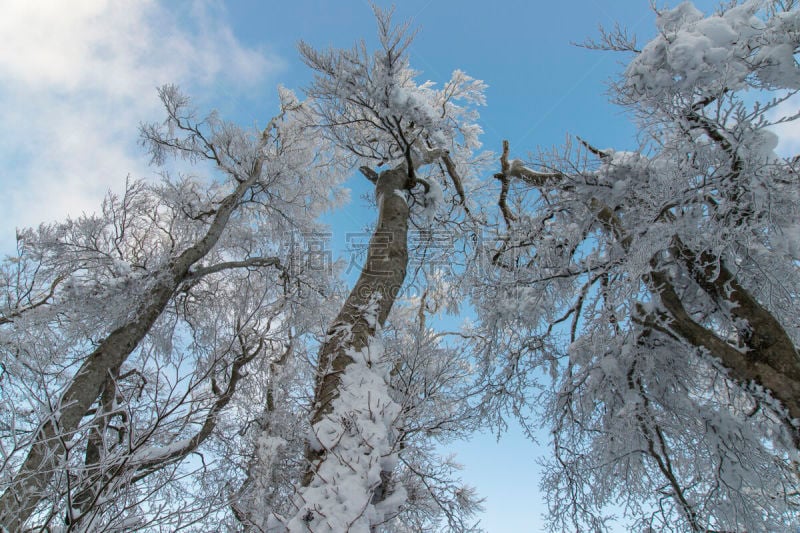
[1,1,799,532]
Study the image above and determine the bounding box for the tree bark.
[302,164,411,487]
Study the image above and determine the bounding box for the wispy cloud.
[0,0,281,252]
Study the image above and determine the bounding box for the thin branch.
[186,257,284,281]
[0,273,68,325]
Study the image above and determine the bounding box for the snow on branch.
[186,256,285,281]
[298,9,485,170]
[494,140,563,226]
[624,0,800,102]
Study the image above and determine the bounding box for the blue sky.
[0,1,727,530]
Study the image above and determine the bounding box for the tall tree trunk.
[304,165,411,483]
[285,163,416,533]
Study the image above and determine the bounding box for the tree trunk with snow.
[274,8,486,528]
[650,238,800,443]
[309,166,411,432]
[289,164,411,531]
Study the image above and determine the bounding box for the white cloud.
[770,92,800,158]
[0,0,281,252]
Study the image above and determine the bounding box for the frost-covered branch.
[0,273,67,326]
[474,2,800,530]
[186,256,285,281]
[0,84,344,531]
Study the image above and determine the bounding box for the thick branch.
[494,140,517,226]
[667,238,800,434]
[494,140,567,226]
[648,269,800,441]
[359,166,379,184]
[441,153,470,213]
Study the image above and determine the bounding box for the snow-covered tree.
[474,1,800,530]
[6,2,800,532]
[0,85,347,531]
[274,8,489,531]
[1,10,492,532]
